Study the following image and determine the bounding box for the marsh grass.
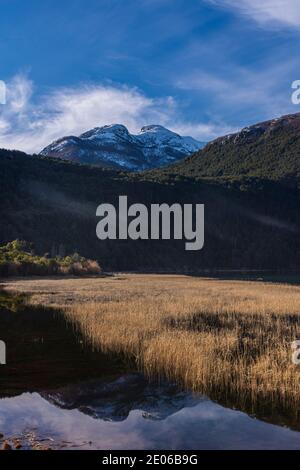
[5,274,300,423]
[51,275,300,420]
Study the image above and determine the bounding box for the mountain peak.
[216,113,300,147]
[99,123,129,134]
[40,124,206,171]
[79,124,130,139]
[140,125,170,134]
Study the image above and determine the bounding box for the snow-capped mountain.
[40,124,206,171]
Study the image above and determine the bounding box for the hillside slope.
[0,145,299,271]
[163,113,300,181]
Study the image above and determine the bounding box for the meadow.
[3,274,300,425]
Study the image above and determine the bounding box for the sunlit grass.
[57,275,300,414]
[4,274,300,416]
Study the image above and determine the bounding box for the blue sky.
[0,0,300,152]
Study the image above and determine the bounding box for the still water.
[2,376,300,449]
[0,302,300,450]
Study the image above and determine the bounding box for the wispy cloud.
[175,57,297,122]
[0,75,230,153]
[171,121,236,141]
[209,0,300,28]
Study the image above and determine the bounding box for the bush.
[0,240,102,277]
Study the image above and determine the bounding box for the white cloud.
[0,75,228,152]
[209,0,300,28]
[175,57,298,121]
[172,121,237,141]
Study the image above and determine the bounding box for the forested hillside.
[0,140,299,272]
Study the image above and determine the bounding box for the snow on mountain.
[40,124,206,171]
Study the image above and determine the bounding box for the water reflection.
[1,389,300,450]
[0,300,127,397]
[42,374,200,421]
[0,295,300,449]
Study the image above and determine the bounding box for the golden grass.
[4,274,300,418]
